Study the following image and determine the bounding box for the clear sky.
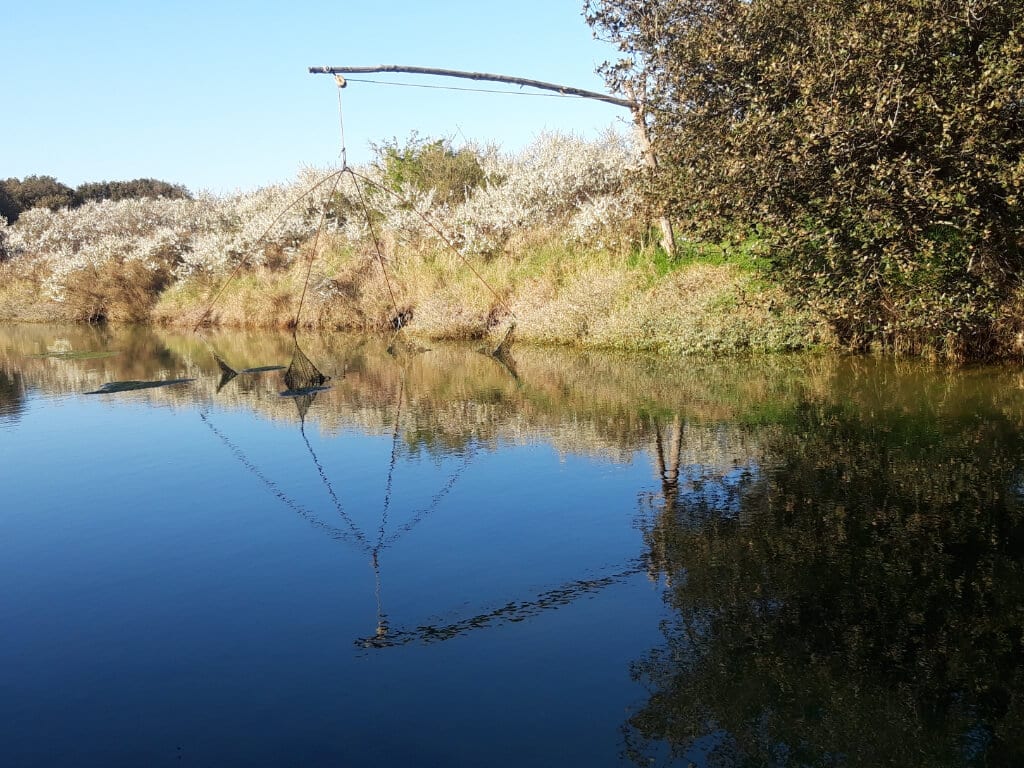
[3,1,628,193]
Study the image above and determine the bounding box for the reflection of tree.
[0,368,26,423]
[629,401,1024,767]
[643,415,759,584]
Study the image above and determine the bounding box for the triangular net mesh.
[283,340,331,393]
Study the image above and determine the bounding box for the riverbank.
[0,133,832,355]
[0,240,829,354]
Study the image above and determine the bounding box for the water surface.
[1,325,1022,767]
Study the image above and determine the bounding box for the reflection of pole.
[653,415,683,490]
[650,415,684,583]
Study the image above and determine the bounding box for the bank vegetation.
[0,133,826,356]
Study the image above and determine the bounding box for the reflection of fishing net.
[493,322,515,358]
[213,353,238,392]
[281,339,332,422]
[479,322,518,381]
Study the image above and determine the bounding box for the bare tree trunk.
[630,99,676,257]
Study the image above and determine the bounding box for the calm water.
[1,324,1022,767]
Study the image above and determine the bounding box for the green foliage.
[373,133,488,206]
[76,178,191,203]
[0,176,191,222]
[587,0,1024,359]
[1,176,78,219]
[0,183,19,224]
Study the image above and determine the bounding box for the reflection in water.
[630,398,1024,766]
[4,323,1024,765]
[360,558,648,649]
[0,367,27,423]
[85,377,195,394]
[191,334,653,653]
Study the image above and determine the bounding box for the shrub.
[587,0,1024,359]
[373,134,488,206]
[76,178,191,203]
[1,176,78,219]
[0,184,19,224]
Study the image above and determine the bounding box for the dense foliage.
[0,175,191,223]
[1,176,78,220]
[76,178,191,204]
[373,134,488,206]
[586,0,1024,358]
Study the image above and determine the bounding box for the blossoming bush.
[0,132,643,324]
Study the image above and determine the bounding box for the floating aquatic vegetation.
[85,378,194,394]
[238,365,286,374]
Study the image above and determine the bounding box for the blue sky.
[4,1,628,193]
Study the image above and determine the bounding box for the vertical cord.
[291,77,351,334]
[292,171,343,333]
[336,75,348,170]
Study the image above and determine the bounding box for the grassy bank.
[0,133,829,354]
[148,234,828,354]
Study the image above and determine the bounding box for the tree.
[75,178,191,203]
[586,0,1024,359]
[0,183,19,224]
[1,175,78,218]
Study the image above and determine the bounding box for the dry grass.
[147,232,830,354]
[0,219,827,356]
[0,265,58,322]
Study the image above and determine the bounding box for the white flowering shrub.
[3,132,641,320]
[418,131,640,254]
[327,131,640,255]
[6,179,338,300]
[0,218,11,262]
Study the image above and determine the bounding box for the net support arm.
[308,64,674,255]
[308,65,637,109]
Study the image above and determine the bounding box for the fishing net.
[484,322,518,381]
[281,339,332,422]
[283,341,331,393]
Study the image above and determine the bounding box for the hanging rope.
[335,75,348,169]
[292,171,343,332]
[341,77,589,99]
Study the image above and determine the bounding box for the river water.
[1,324,1022,767]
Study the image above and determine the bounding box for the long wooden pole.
[309,64,674,255]
[308,65,636,109]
